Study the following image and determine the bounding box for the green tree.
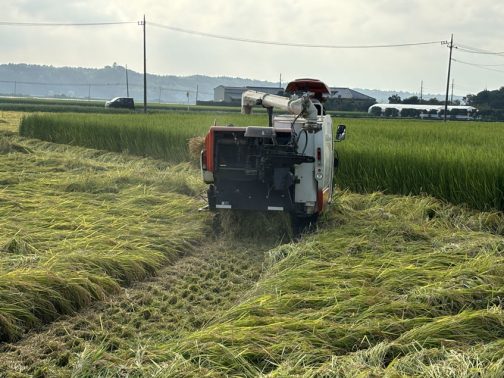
[466,87,504,110]
[427,98,442,105]
[388,94,402,104]
[402,96,420,104]
[465,87,504,120]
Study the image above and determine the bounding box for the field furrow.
[0,237,270,377]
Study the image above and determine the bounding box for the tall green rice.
[20,114,504,211]
[19,112,267,163]
[336,118,504,211]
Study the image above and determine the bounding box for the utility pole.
[88,84,91,100]
[158,87,161,103]
[420,80,423,102]
[279,73,282,88]
[125,64,129,97]
[139,15,147,113]
[444,34,454,122]
[450,79,454,104]
[196,85,199,104]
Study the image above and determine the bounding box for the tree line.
[465,87,504,121]
[387,94,460,106]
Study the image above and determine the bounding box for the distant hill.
[0,63,279,104]
[0,63,465,104]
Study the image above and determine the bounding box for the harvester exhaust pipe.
[241,90,318,122]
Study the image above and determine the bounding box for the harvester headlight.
[315,172,323,180]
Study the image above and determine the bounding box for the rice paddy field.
[19,112,253,163]
[0,116,210,344]
[336,118,504,212]
[1,110,504,377]
[19,113,504,211]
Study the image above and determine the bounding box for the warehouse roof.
[330,88,375,101]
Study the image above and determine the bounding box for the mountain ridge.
[0,63,460,104]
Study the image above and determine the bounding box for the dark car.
[105,97,135,110]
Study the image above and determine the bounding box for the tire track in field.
[0,237,272,377]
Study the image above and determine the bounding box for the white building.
[368,104,478,120]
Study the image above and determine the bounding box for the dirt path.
[0,237,271,377]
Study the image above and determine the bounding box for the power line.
[0,19,445,49]
[454,61,504,67]
[455,43,504,56]
[457,47,504,56]
[0,21,136,27]
[150,21,443,49]
[4,18,500,97]
[452,58,504,74]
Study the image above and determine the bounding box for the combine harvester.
[200,79,346,231]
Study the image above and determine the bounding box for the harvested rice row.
[159,192,504,376]
[0,235,271,377]
[0,132,209,342]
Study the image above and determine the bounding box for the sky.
[1,0,504,96]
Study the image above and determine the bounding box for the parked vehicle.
[105,97,135,110]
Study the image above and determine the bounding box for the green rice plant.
[20,113,504,212]
[19,112,268,163]
[335,118,504,211]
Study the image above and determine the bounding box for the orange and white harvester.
[200,79,346,227]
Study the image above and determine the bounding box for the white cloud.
[1,0,503,95]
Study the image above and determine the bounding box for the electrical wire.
[457,47,504,56]
[455,61,504,67]
[150,21,443,49]
[0,21,137,27]
[452,58,504,74]
[455,43,504,56]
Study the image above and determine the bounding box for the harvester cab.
[200,78,345,227]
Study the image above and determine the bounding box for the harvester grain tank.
[200,79,346,226]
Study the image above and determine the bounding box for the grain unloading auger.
[200,79,346,228]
